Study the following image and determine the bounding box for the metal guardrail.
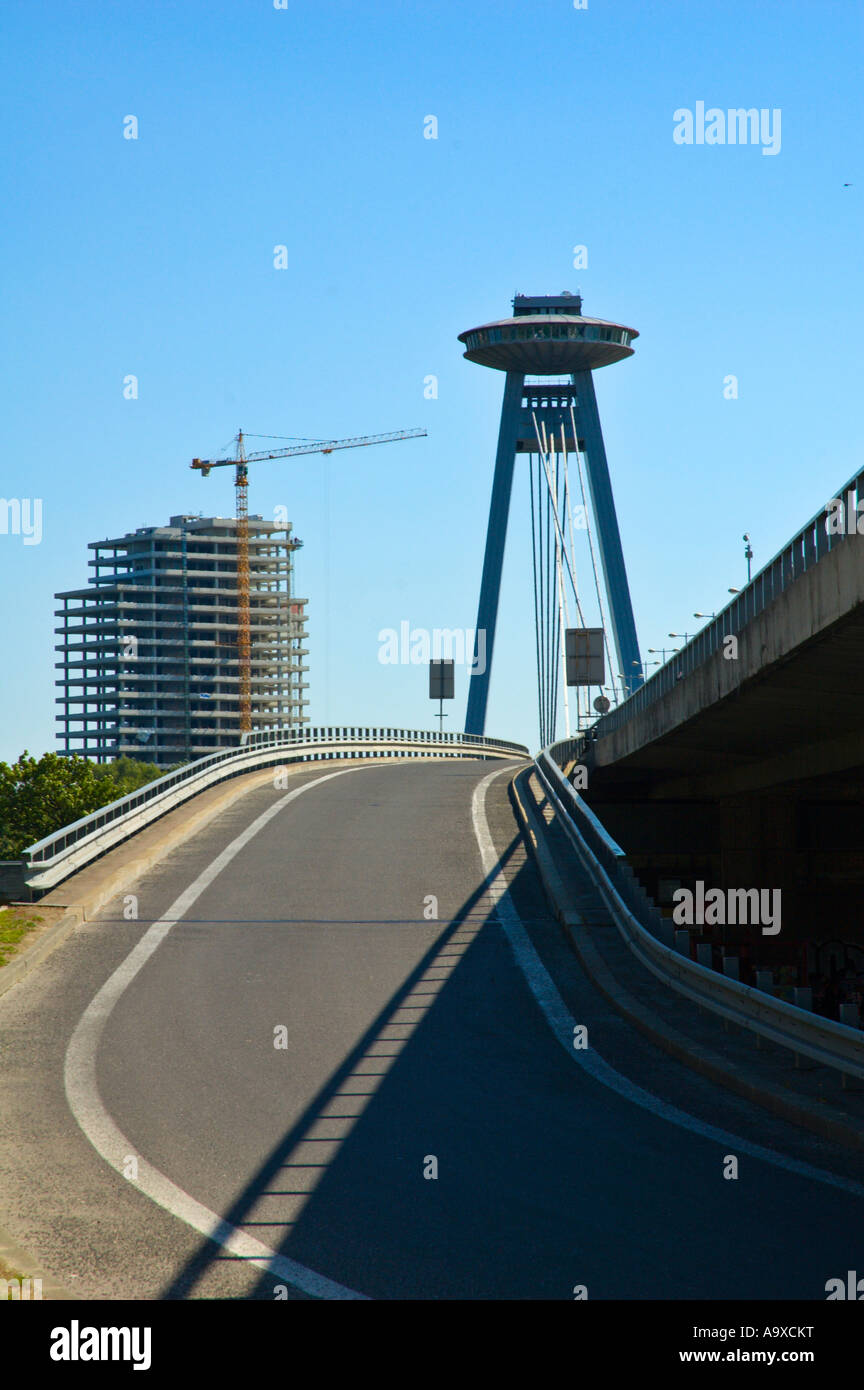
[241,726,529,755]
[588,462,864,745]
[535,745,864,1083]
[18,728,528,894]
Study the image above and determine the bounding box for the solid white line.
[472,766,864,1200]
[65,766,372,1301]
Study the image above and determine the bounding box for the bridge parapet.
[15,729,528,897]
[591,463,864,748]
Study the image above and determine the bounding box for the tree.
[0,752,172,860]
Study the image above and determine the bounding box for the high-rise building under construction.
[55,514,309,765]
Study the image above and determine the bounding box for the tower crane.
[190,426,427,733]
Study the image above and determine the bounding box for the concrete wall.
[597,535,864,769]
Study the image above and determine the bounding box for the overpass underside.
[584,534,864,959]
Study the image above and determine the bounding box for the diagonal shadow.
[153,814,860,1301]
[158,833,523,1300]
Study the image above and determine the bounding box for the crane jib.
[188,424,428,733]
[190,428,426,470]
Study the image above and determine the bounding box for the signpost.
[565,628,605,686]
[429,659,455,732]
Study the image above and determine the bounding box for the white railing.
[18,728,528,894]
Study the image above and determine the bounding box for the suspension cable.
[568,403,619,705]
[528,455,545,744]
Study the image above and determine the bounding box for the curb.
[0,754,454,1299]
[509,768,864,1154]
[0,763,292,1002]
[0,759,340,1303]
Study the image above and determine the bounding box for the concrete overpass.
[577,467,864,954]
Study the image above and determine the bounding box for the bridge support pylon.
[461,294,644,737]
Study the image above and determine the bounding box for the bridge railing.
[536,742,864,1083]
[15,728,528,896]
[593,463,864,742]
[240,726,528,754]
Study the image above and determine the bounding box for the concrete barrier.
[535,746,864,1083]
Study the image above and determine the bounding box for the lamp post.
[743,533,753,583]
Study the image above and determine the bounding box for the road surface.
[0,759,860,1300]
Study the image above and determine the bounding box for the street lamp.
[669,631,692,642]
[743,533,753,582]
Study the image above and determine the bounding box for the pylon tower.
[460,292,644,737]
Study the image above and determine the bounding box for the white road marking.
[65,766,372,1301]
[472,766,864,1200]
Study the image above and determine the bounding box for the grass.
[0,1256,28,1292]
[0,908,42,967]
[0,1256,44,1299]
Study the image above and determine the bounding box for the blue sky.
[0,0,861,758]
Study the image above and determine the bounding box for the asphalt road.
[0,758,861,1300]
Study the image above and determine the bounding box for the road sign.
[429,660,455,700]
[565,628,604,686]
[430,659,454,732]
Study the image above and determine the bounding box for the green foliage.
[0,908,42,966]
[0,1256,29,1284]
[91,756,169,794]
[0,752,176,859]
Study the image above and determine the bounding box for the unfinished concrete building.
[55,514,309,765]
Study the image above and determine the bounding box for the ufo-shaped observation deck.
[458,313,638,375]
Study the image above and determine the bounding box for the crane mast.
[190,425,427,735]
[234,432,251,731]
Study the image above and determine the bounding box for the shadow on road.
[159,834,538,1300]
